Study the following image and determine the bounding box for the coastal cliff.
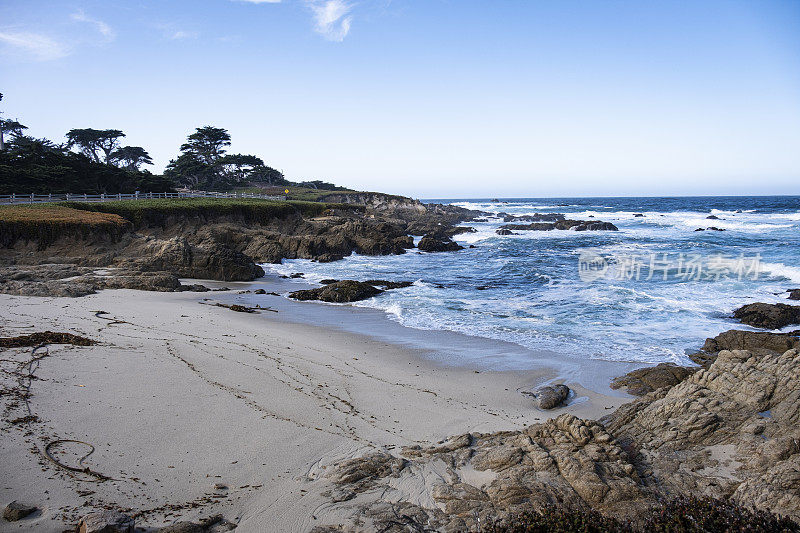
[0,194,478,295]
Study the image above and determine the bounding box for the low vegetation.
[59,198,364,226]
[0,204,130,247]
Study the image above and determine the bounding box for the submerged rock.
[499,220,618,232]
[417,234,464,252]
[733,302,800,330]
[788,289,800,301]
[289,280,383,303]
[570,221,619,231]
[363,279,414,290]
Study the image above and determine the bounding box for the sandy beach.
[0,280,628,532]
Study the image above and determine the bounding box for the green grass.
[58,197,364,226]
[234,185,364,202]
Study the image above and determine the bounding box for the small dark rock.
[314,253,344,263]
[787,289,800,300]
[496,229,515,236]
[417,234,463,252]
[707,215,720,220]
[3,501,37,521]
[78,510,134,532]
[525,384,570,409]
[175,284,210,292]
[289,273,304,279]
[634,213,645,217]
[254,288,267,294]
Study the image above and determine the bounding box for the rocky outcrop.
[733,302,800,330]
[0,265,211,297]
[499,220,619,232]
[123,237,264,281]
[610,363,698,396]
[314,346,800,529]
[289,279,414,303]
[701,329,800,355]
[789,289,800,301]
[605,348,800,517]
[289,280,383,303]
[417,234,463,252]
[0,194,473,288]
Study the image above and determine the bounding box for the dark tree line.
[0,120,171,194]
[164,126,286,190]
[0,93,339,194]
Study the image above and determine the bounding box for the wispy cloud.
[70,10,115,40]
[169,30,199,40]
[0,31,70,61]
[306,0,353,42]
[154,23,199,40]
[235,0,283,3]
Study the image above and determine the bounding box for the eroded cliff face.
[310,343,800,531]
[0,195,478,291]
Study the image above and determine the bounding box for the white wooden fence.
[0,190,286,205]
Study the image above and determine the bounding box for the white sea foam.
[760,262,800,284]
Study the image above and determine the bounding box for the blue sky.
[1,0,799,198]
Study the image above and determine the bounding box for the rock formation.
[417,233,464,252]
[289,280,384,303]
[312,336,800,530]
[499,220,619,232]
[733,302,800,330]
[0,193,476,296]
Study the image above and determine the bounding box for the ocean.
[263,196,800,369]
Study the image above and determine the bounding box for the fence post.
[101,193,105,201]
[11,193,15,203]
[30,193,34,204]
